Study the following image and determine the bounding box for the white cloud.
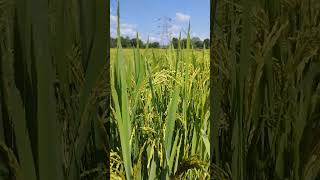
[110,15,117,37]
[110,15,118,37]
[110,27,116,37]
[138,34,161,43]
[121,28,136,37]
[169,25,181,32]
[191,32,210,41]
[168,25,182,37]
[149,36,161,43]
[120,23,137,37]
[110,15,117,24]
[110,23,137,38]
[176,12,191,22]
[110,14,138,38]
[121,23,136,29]
[167,12,192,39]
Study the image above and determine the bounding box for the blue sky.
[110,0,209,44]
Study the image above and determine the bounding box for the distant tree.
[191,37,203,49]
[191,37,201,43]
[110,37,117,48]
[124,36,132,48]
[193,41,203,49]
[172,37,179,49]
[120,37,126,48]
[150,42,160,48]
[110,36,161,49]
[181,39,187,48]
[131,38,136,47]
[131,38,144,48]
[203,38,210,49]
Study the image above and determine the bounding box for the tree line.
[110,36,210,49]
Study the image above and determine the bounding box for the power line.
[156,16,173,46]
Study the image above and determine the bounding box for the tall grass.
[110,1,210,179]
[0,0,109,179]
[211,0,320,179]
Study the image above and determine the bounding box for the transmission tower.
[156,16,173,46]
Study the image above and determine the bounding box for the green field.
[210,0,320,179]
[110,43,210,179]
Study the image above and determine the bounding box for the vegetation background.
[210,0,320,179]
[110,36,210,49]
[0,0,109,179]
[1,0,320,179]
[109,0,210,178]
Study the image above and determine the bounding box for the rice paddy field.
[110,44,210,179]
[1,0,109,179]
[210,0,320,179]
[1,0,320,179]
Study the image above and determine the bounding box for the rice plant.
[0,0,109,179]
[211,0,320,179]
[110,1,210,179]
